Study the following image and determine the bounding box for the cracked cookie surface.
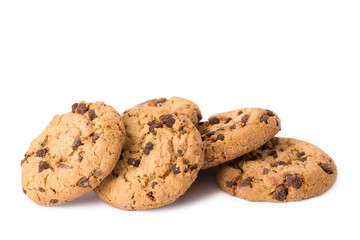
[199,108,281,169]
[21,101,125,206]
[216,137,337,202]
[94,107,203,210]
[127,96,202,126]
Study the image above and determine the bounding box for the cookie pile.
[21,97,337,210]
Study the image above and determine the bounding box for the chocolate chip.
[148,121,163,135]
[22,188,27,194]
[319,162,334,174]
[93,169,103,178]
[241,115,250,125]
[72,137,83,150]
[238,177,254,188]
[71,103,78,113]
[217,126,225,131]
[276,119,280,127]
[78,151,84,162]
[215,134,225,142]
[57,163,74,169]
[179,125,187,134]
[260,115,269,123]
[261,143,274,150]
[272,184,287,201]
[224,117,232,124]
[147,192,155,200]
[297,152,305,158]
[177,149,184,157]
[77,177,90,187]
[238,110,243,115]
[208,116,220,125]
[226,181,237,187]
[230,123,237,130]
[88,109,97,121]
[75,103,88,114]
[206,131,215,137]
[154,97,167,106]
[229,160,240,170]
[127,158,141,167]
[160,115,176,128]
[200,127,209,135]
[271,161,286,167]
[92,133,101,143]
[266,110,275,116]
[35,149,47,158]
[263,168,269,174]
[143,142,154,155]
[268,150,278,158]
[151,182,158,189]
[298,156,307,162]
[169,164,180,174]
[49,199,58,204]
[39,187,45,193]
[38,161,51,172]
[286,175,302,189]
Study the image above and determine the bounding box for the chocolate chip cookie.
[216,137,337,202]
[127,96,202,126]
[199,108,281,169]
[21,101,125,206]
[95,107,203,210]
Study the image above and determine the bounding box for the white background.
[0,1,359,239]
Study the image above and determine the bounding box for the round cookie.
[216,137,337,202]
[127,96,202,126]
[199,108,281,169]
[95,107,204,210]
[21,101,125,206]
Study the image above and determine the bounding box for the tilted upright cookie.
[95,107,204,210]
[216,137,337,202]
[21,102,125,206]
[199,108,281,169]
[127,96,202,126]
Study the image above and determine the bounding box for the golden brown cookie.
[199,108,281,169]
[216,137,337,202]
[21,101,125,206]
[95,107,203,210]
[127,96,202,126]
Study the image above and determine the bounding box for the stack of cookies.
[21,97,337,210]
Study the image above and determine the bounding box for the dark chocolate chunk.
[238,177,254,188]
[298,156,307,162]
[215,134,225,142]
[268,150,278,158]
[272,184,287,201]
[72,137,83,150]
[241,115,250,125]
[143,142,154,155]
[39,187,45,193]
[169,164,181,174]
[93,169,103,178]
[151,182,158,189]
[319,162,334,174]
[286,174,302,189]
[260,115,269,123]
[88,109,97,121]
[77,177,90,187]
[71,103,78,113]
[127,158,141,167]
[49,199,58,204]
[263,168,269,174]
[297,152,305,158]
[224,117,232,124]
[276,119,280,127]
[208,116,220,125]
[22,188,27,194]
[147,192,155,200]
[78,151,84,162]
[38,161,51,172]
[226,181,237,187]
[206,131,215,137]
[179,125,187,134]
[238,110,243,115]
[154,97,167,106]
[148,121,163,135]
[92,133,101,143]
[266,110,275,116]
[160,114,176,128]
[76,103,88,114]
[112,170,119,178]
[35,149,47,158]
[271,161,286,167]
[177,149,184,157]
